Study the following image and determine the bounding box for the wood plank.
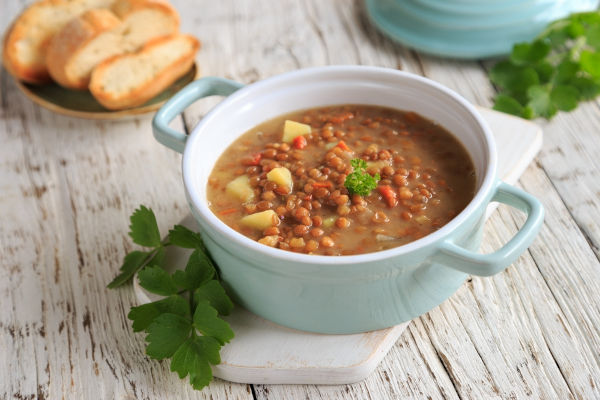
[533,103,600,259]
[513,166,600,396]
[0,36,253,400]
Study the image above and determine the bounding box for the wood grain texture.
[2,0,600,399]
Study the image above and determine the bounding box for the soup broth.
[207,105,476,255]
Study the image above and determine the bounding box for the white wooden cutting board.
[135,107,542,385]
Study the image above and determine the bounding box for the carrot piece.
[336,140,351,151]
[219,208,238,215]
[378,185,398,207]
[242,152,262,166]
[292,135,307,149]
[329,111,354,124]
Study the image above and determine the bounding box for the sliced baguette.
[90,34,200,110]
[3,0,116,83]
[45,9,121,89]
[45,1,180,89]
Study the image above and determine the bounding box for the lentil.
[208,104,476,255]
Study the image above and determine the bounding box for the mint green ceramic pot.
[366,0,600,59]
[153,66,544,334]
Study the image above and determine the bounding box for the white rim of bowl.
[183,65,497,266]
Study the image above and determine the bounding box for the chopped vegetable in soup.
[207,105,476,255]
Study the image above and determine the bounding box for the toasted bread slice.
[46,1,180,89]
[90,34,200,110]
[3,0,116,83]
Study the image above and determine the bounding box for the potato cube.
[282,120,311,143]
[240,210,279,230]
[258,235,279,247]
[266,167,292,189]
[226,175,254,202]
[366,160,392,169]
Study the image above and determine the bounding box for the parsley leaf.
[193,302,234,345]
[172,249,216,291]
[169,225,206,250]
[129,205,161,247]
[185,249,216,287]
[344,159,380,196]
[138,265,179,296]
[108,206,168,288]
[128,295,190,332]
[107,250,150,288]
[110,206,235,390]
[145,313,193,359]
[490,11,600,120]
[171,337,221,390]
[194,280,234,316]
[551,85,579,111]
[493,94,526,116]
[527,85,556,119]
[510,40,550,65]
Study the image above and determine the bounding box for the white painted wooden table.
[2,1,600,399]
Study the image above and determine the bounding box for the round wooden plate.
[13,62,199,120]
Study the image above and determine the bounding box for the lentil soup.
[207,105,476,255]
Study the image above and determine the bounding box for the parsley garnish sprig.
[344,158,380,196]
[108,206,234,390]
[490,11,600,120]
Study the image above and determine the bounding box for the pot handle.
[437,181,544,277]
[152,77,244,153]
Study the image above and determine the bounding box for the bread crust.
[3,0,116,84]
[46,9,121,89]
[3,1,56,83]
[3,0,178,85]
[112,0,179,23]
[89,34,200,110]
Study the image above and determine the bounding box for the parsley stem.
[188,289,195,316]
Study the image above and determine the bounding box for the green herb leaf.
[128,295,190,332]
[571,76,600,99]
[554,59,580,84]
[169,225,206,250]
[535,60,555,83]
[194,281,234,316]
[129,205,162,247]
[551,85,580,111]
[110,206,234,391]
[145,313,193,359]
[193,302,234,345]
[172,270,190,289]
[184,249,216,290]
[493,94,525,117]
[489,62,539,94]
[527,85,557,119]
[510,40,550,65]
[344,158,380,196]
[580,50,600,78]
[587,24,600,49]
[107,250,150,288]
[171,336,221,390]
[567,20,585,38]
[138,265,179,296]
[489,11,600,120]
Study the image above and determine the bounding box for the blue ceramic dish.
[366,0,599,59]
[152,66,544,334]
